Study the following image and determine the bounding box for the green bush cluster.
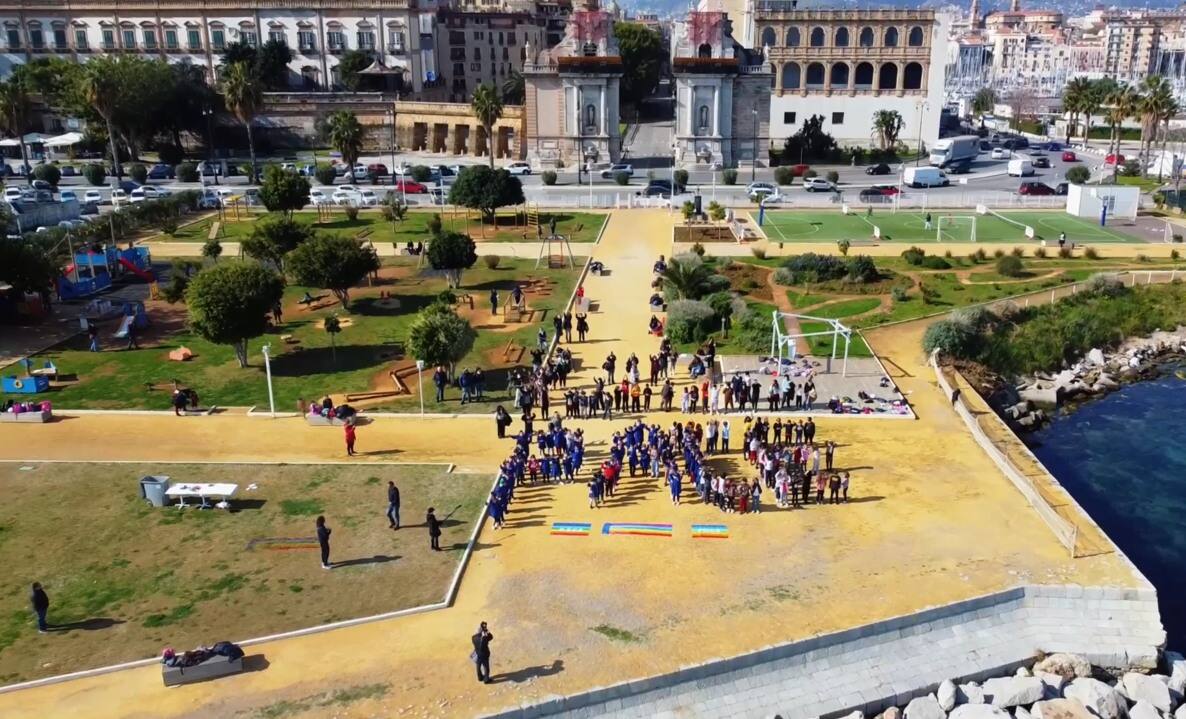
[996,255,1025,277]
[776,253,879,285]
[665,299,718,344]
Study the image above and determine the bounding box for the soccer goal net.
[976,204,1036,240]
[936,215,977,243]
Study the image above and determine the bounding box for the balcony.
[328,44,344,54]
[299,44,317,54]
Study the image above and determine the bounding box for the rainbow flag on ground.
[602,522,673,537]
[691,524,730,539]
[550,522,592,536]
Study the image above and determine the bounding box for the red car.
[1018,181,1056,196]
[873,184,900,196]
[1104,153,1125,166]
[393,179,427,193]
[367,163,389,176]
[1061,150,1077,162]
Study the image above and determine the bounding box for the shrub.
[1033,246,1047,258]
[541,170,557,186]
[825,170,839,183]
[902,246,926,266]
[722,169,738,185]
[83,163,106,186]
[1081,273,1125,298]
[410,165,432,183]
[436,289,457,305]
[428,213,443,235]
[803,169,818,179]
[1084,246,1099,260]
[344,206,359,221]
[707,202,726,221]
[774,166,795,185]
[704,290,734,321]
[33,164,61,187]
[177,162,199,182]
[1011,246,1025,257]
[845,255,879,283]
[482,254,500,269]
[613,171,630,185]
[1058,246,1074,259]
[1137,253,1150,263]
[970,248,988,263]
[1172,249,1181,261]
[1120,159,1140,177]
[1064,165,1090,184]
[944,250,953,259]
[665,299,717,344]
[751,246,766,259]
[1173,234,1183,243]
[920,255,951,270]
[837,239,850,256]
[992,249,1005,259]
[314,164,337,185]
[891,286,909,303]
[674,169,689,188]
[129,163,148,184]
[923,319,980,359]
[159,216,179,236]
[996,254,1025,277]
[691,242,706,257]
[779,253,847,284]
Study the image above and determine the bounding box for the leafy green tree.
[221,61,263,183]
[971,87,996,129]
[1061,77,1091,144]
[286,234,380,309]
[185,261,285,367]
[129,163,148,183]
[82,164,106,186]
[410,165,433,183]
[615,22,664,109]
[447,166,524,224]
[241,216,316,270]
[314,163,337,185]
[661,255,715,300]
[871,110,904,151]
[177,162,199,182]
[782,114,837,163]
[325,110,363,169]
[337,50,372,91]
[0,237,57,295]
[1065,165,1090,184]
[220,40,294,90]
[258,165,311,218]
[32,164,61,187]
[426,231,478,288]
[0,75,33,183]
[407,303,476,375]
[202,238,223,263]
[470,84,503,168]
[324,314,341,364]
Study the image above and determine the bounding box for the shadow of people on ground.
[49,617,125,632]
[330,554,400,569]
[491,659,565,684]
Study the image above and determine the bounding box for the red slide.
[117,257,154,282]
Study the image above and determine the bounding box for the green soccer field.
[758,209,1145,244]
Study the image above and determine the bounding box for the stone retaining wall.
[480,584,1163,719]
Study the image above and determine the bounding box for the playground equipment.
[58,245,154,300]
[113,301,149,338]
[771,310,855,377]
[524,203,540,238]
[535,232,576,269]
[2,374,49,394]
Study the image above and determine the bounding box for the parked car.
[332,189,358,205]
[1061,150,1078,162]
[3,187,23,202]
[1030,154,1050,169]
[352,164,369,180]
[31,179,53,192]
[1105,153,1125,165]
[859,187,891,202]
[865,163,891,175]
[197,189,221,209]
[393,179,427,193]
[279,162,297,172]
[599,163,633,179]
[82,190,103,204]
[59,190,77,203]
[1018,181,1056,196]
[803,177,837,192]
[871,184,900,196]
[308,188,328,205]
[118,180,141,194]
[60,166,77,177]
[110,189,129,206]
[366,163,389,177]
[990,147,1009,160]
[298,164,317,176]
[506,161,533,176]
[356,188,381,206]
[148,163,175,179]
[979,141,993,152]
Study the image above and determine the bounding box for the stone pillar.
[711,84,719,136]
[897,62,905,96]
[824,62,832,95]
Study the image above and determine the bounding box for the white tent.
[44,131,84,148]
[0,132,51,147]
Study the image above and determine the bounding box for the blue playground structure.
[57,245,154,300]
[113,301,149,338]
[2,374,49,394]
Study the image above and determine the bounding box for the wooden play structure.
[535,232,576,269]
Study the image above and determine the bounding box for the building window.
[298,30,315,51]
[473,46,481,60]
[450,30,465,44]
[809,27,824,47]
[242,30,257,46]
[502,46,508,60]
[28,27,43,49]
[835,27,849,47]
[187,28,201,49]
[327,30,344,50]
[473,31,483,40]
[269,30,284,44]
[884,27,898,47]
[6,28,20,49]
[508,32,516,46]
[122,29,135,48]
[102,28,115,49]
[760,26,775,47]
[859,27,873,47]
[786,27,799,47]
[75,28,88,49]
[452,62,465,76]
[831,112,844,124]
[165,29,178,49]
[211,29,225,50]
[783,111,796,124]
[470,62,481,72]
[908,26,924,46]
[143,29,157,49]
[357,31,374,50]
[52,27,66,49]
[781,61,800,90]
[389,30,405,51]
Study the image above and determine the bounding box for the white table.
[165,483,239,510]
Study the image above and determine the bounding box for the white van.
[1007,158,1035,177]
[902,166,949,188]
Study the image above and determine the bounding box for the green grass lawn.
[802,297,881,319]
[785,290,830,309]
[759,209,1146,244]
[2,258,580,412]
[161,210,607,245]
[799,320,873,357]
[0,462,489,684]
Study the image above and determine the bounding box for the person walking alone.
[427,507,443,551]
[344,422,357,456]
[316,515,332,569]
[30,582,49,633]
[471,621,494,684]
[386,481,401,529]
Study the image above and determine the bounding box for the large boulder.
[1176,705,1186,719]
[879,708,903,719]
[959,682,987,705]
[1034,654,1093,681]
[1086,348,1106,367]
[1016,707,1033,719]
[938,680,959,712]
[1123,673,1173,713]
[985,677,1047,708]
[905,695,947,719]
[949,706,1010,719]
[1031,698,1095,719]
[1019,385,1060,406]
[1064,678,1128,719]
[1128,701,1161,719]
[1037,672,1068,699]
[1167,651,1186,695]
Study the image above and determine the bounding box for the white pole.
[262,343,276,418]
[843,333,850,377]
[416,360,425,415]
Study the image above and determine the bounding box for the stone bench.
[0,410,52,423]
[162,655,243,687]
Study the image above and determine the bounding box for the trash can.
[140,475,172,507]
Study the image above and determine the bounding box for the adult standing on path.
[427,507,443,551]
[30,582,49,633]
[471,621,494,684]
[489,289,499,316]
[386,481,401,530]
[344,422,357,456]
[576,313,589,342]
[316,516,332,569]
[604,352,617,383]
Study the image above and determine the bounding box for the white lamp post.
[261,343,276,417]
[416,359,426,415]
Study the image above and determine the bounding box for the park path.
[0,211,1142,719]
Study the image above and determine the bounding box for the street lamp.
[262,343,276,417]
[751,109,759,183]
[416,359,425,415]
[202,107,219,185]
[915,100,930,167]
[386,108,397,184]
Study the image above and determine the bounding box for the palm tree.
[1105,84,1141,165]
[1157,93,1180,182]
[0,76,32,185]
[501,70,525,105]
[470,84,503,168]
[971,87,996,129]
[1062,77,1092,145]
[871,110,904,151]
[80,59,124,179]
[221,61,263,183]
[660,256,712,300]
[1140,75,1174,176]
[1080,79,1111,150]
[325,110,363,169]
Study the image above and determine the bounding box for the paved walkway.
[147,240,595,259]
[0,210,1142,719]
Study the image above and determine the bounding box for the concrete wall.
[479,583,1163,719]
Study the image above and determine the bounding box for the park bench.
[162,654,243,687]
[0,409,53,423]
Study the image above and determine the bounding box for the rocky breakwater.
[827,651,1186,719]
[988,327,1186,433]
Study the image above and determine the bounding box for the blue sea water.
[1028,365,1186,651]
